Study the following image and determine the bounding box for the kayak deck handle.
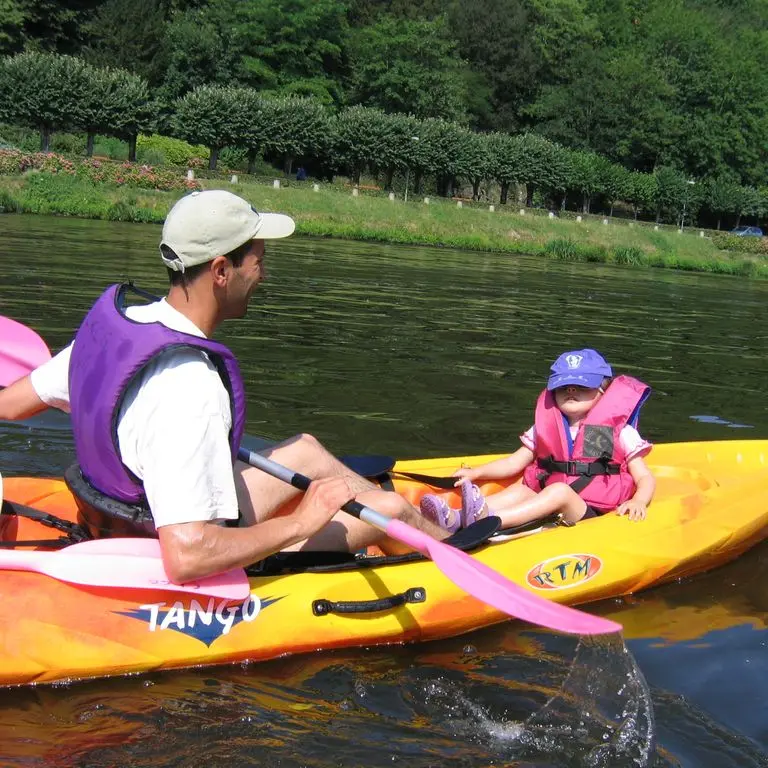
[312,587,426,616]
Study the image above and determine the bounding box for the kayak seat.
[64,463,157,539]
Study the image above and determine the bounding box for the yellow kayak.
[1,439,767,687]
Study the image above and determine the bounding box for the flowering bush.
[0,149,77,175]
[0,149,201,191]
[711,231,768,256]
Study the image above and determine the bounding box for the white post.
[388,192,395,202]
[489,205,495,212]
[654,225,659,231]
[230,174,238,184]
[548,211,555,218]
[423,197,430,205]
[699,230,705,237]
[186,169,195,181]
[576,215,582,222]
[273,179,280,189]
[602,218,608,225]
[519,208,525,216]
[352,187,359,197]
[456,200,462,208]
[313,183,319,192]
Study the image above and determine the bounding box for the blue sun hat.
[547,349,613,391]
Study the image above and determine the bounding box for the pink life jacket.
[522,375,651,511]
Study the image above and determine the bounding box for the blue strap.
[561,412,575,458]
[627,387,651,428]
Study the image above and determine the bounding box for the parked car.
[730,225,764,237]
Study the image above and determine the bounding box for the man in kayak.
[0,190,448,582]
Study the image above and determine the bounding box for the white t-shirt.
[520,424,651,462]
[30,299,239,528]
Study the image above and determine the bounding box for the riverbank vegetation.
[2,168,766,279]
[1,0,767,234]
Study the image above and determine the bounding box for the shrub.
[0,188,19,211]
[711,232,768,255]
[583,245,608,263]
[218,147,248,171]
[136,134,209,166]
[612,246,645,266]
[106,200,134,221]
[544,238,579,261]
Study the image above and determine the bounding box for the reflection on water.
[1,214,767,766]
[0,632,655,768]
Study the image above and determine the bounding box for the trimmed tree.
[0,52,90,151]
[331,105,387,186]
[258,96,329,176]
[173,85,241,170]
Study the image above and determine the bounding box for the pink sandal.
[419,494,461,533]
[459,479,488,527]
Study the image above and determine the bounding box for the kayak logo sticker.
[526,554,601,591]
[117,595,282,647]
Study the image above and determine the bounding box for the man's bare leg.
[234,433,448,550]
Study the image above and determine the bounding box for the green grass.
[1,171,767,279]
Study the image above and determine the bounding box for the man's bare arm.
[0,376,48,420]
[157,476,354,582]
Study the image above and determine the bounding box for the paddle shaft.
[237,447,396,536]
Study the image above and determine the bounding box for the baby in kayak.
[420,349,656,531]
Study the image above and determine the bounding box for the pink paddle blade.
[0,545,250,601]
[68,537,251,600]
[387,519,621,636]
[0,316,52,386]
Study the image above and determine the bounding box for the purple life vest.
[68,283,246,504]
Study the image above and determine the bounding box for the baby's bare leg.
[488,482,587,528]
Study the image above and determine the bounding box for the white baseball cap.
[160,189,295,272]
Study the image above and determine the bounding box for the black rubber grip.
[312,586,426,616]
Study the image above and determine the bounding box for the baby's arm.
[453,446,535,486]
[616,456,655,521]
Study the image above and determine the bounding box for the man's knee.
[275,432,325,461]
[357,490,408,521]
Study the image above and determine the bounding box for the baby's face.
[553,385,602,421]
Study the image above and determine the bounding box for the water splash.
[399,634,655,767]
[521,634,655,766]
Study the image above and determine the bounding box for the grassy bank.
[1,171,766,279]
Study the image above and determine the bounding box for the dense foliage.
[0,0,767,227]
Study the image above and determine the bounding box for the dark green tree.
[346,14,468,121]
[83,0,168,85]
[447,0,539,131]
[0,0,25,54]
[206,0,348,103]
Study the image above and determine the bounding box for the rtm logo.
[117,595,282,647]
[526,554,602,591]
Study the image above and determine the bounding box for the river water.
[0,214,767,767]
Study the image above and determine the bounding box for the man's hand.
[293,476,356,537]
